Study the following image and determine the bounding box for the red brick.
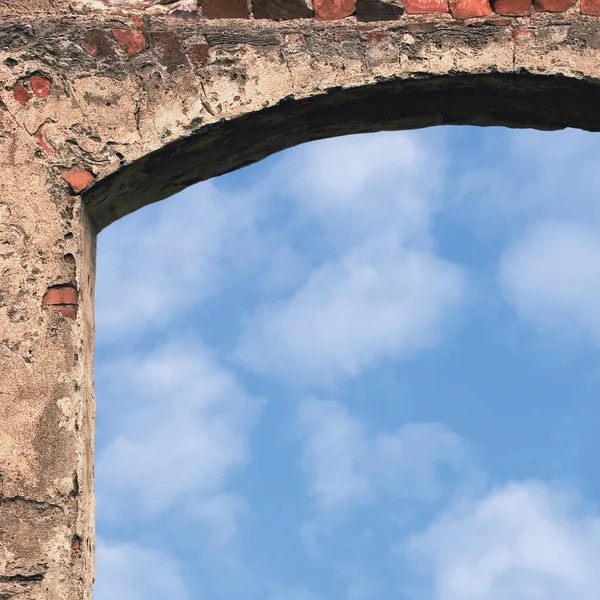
[131,14,144,27]
[314,0,356,19]
[83,29,118,60]
[13,82,31,105]
[253,0,313,18]
[493,0,531,14]
[112,29,146,56]
[405,0,448,12]
[202,0,250,18]
[30,75,51,98]
[449,0,491,18]
[581,0,600,13]
[37,133,54,156]
[62,170,95,193]
[187,43,210,68]
[148,31,189,73]
[43,286,78,306]
[513,27,533,39]
[534,0,574,10]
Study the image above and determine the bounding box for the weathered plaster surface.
[1,0,600,597]
[0,151,95,599]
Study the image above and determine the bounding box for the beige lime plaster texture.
[2,0,600,597]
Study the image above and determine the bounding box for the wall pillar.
[0,129,96,599]
[2,6,600,600]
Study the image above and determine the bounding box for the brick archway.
[1,1,600,598]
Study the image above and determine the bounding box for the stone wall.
[2,0,600,598]
[86,0,600,19]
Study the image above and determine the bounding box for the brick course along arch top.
[1,0,600,598]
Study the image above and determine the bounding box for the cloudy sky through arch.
[93,126,600,600]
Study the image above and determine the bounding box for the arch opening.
[85,72,600,231]
[92,124,600,600]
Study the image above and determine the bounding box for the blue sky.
[93,126,600,600]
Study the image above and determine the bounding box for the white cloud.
[235,131,466,383]
[96,337,263,517]
[96,131,466,382]
[298,398,371,510]
[500,220,600,344]
[276,132,442,245]
[188,493,246,547]
[336,563,382,600]
[297,398,470,513]
[406,481,600,600]
[95,539,189,600]
[456,129,600,228]
[95,181,258,341]
[237,236,465,382]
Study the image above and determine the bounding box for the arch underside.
[86,71,600,231]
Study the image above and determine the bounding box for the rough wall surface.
[1,0,600,598]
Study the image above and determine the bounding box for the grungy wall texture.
[2,0,600,597]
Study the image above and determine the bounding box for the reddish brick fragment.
[314,0,356,19]
[149,32,189,73]
[83,29,118,60]
[365,30,391,43]
[112,29,146,56]
[62,170,95,193]
[43,286,78,306]
[37,133,55,156]
[253,0,313,18]
[534,0,574,10]
[131,13,144,27]
[13,82,31,105]
[581,0,600,13]
[30,74,51,98]
[493,0,531,14]
[405,0,448,12]
[513,27,533,39]
[449,0,491,17]
[83,42,97,58]
[202,0,250,18]
[285,33,307,51]
[187,43,210,68]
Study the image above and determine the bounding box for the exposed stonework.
[2,0,600,598]
[68,0,600,19]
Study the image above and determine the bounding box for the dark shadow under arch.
[85,72,600,232]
